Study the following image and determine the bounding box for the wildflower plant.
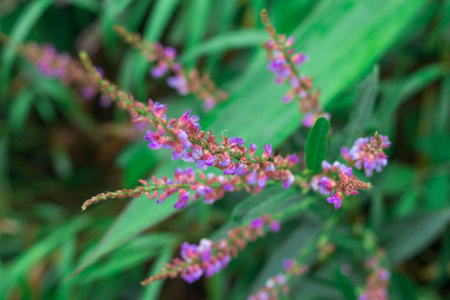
[5,3,429,299]
[69,9,395,296]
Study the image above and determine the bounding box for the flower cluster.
[358,255,391,300]
[79,52,299,190]
[23,43,108,103]
[311,161,371,210]
[114,26,228,110]
[81,167,247,211]
[141,214,281,285]
[341,132,392,177]
[248,259,308,300]
[260,9,329,127]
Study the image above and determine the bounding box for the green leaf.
[0,0,54,99]
[250,223,321,292]
[141,245,174,300]
[375,64,445,129]
[8,88,34,132]
[74,0,428,273]
[0,216,90,295]
[305,117,330,173]
[389,272,418,300]
[68,0,100,12]
[75,234,174,284]
[334,266,356,300]
[179,30,267,63]
[343,65,379,147]
[379,210,450,263]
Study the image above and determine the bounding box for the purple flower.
[379,269,390,281]
[99,95,112,108]
[145,130,163,149]
[174,191,190,209]
[229,136,245,147]
[262,144,272,157]
[81,86,97,99]
[339,165,353,177]
[283,259,295,272]
[322,160,332,172]
[198,239,212,262]
[204,98,215,111]
[302,112,315,127]
[291,53,309,65]
[223,163,236,175]
[182,265,203,283]
[327,192,342,211]
[282,171,295,188]
[151,61,169,78]
[247,172,257,185]
[287,154,299,165]
[180,242,198,261]
[258,173,268,188]
[250,218,264,229]
[269,220,281,232]
[318,176,333,195]
[249,143,257,156]
[177,130,192,149]
[234,162,247,176]
[195,154,216,170]
[167,74,189,95]
[164,46,177,60]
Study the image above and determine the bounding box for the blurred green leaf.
[68,0,100,12]
[379,210,450,263]
[391,189,418,218]
[435,73,450,134]
[334,266,356,300]
[0,216,90,295]
[0,0,54,99]
[376,64,445,129]
[34,96,57,124]
[423,175,450,210]
[179,30,267,63]
[55,238,76,299]
[250,223,321,291]
[8,88,34,132]
[74,0,428,273]
[305,117,330,173]
[378,163,415,195]
[141,245,174,300]
[343,65,378,147]
[115,141,159,187]
[184,0,211,67]
[75,233,174,284]
[389,272,418,300]
[100,0,135,45]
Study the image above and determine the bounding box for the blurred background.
[0,0,449,299]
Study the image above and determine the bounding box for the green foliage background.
[0,0,449,299]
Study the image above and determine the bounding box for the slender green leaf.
[0,216,90,295]
[179,30,267,63]
[375,64,445,129]
[8,88,34,132]
[141,246,174,300]
[305,117,330,173]
[344,65,379,147]
[75,234,174,284]
[0,0,54,99]
[334,266,356,300]
[68,0,100,12]
[379,210,450,263]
